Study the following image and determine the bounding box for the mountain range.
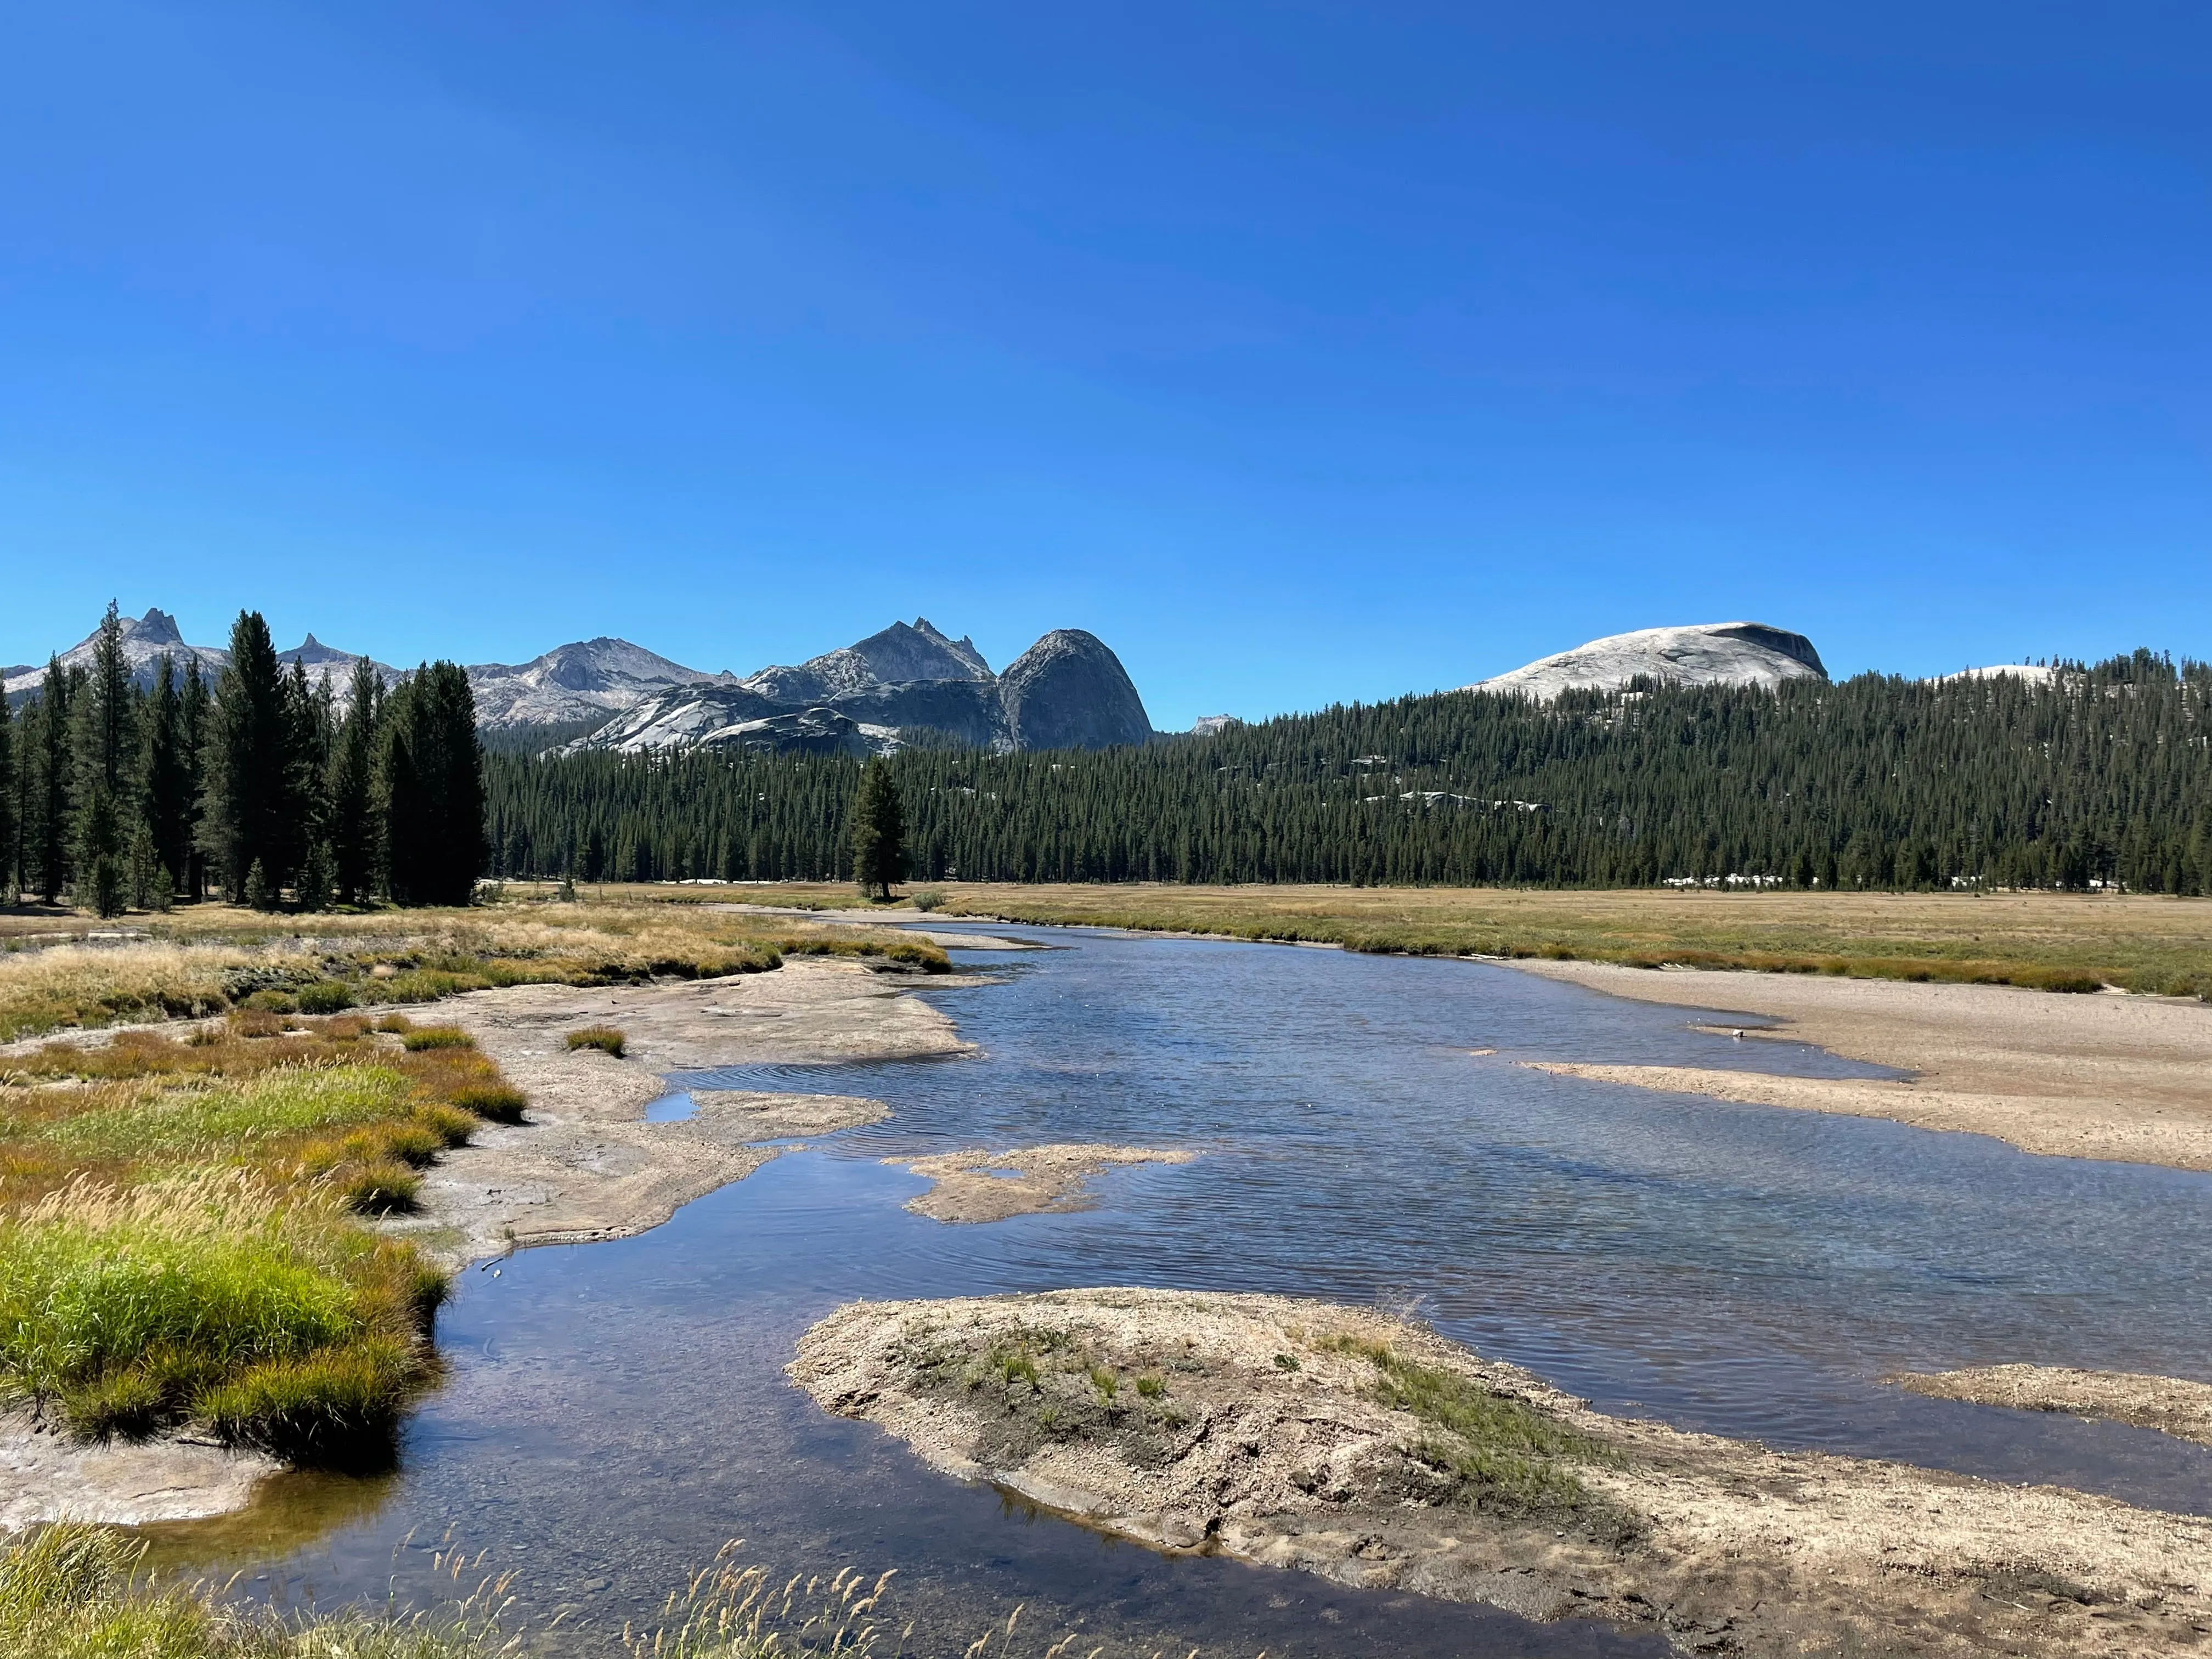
[5,611,1156,755]
[7,609,2073,751]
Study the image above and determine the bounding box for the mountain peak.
[1466,622,1827,702]
[127,608,184,645]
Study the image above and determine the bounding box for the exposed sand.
[1892,1365,2212,1449]
[794,1288,2212,1659]
[690,1089,890,1138]
[389,957,960,1265]
[884,1144,1196,1223]
[0,1412,280,1530]
[1509,961,2212,1170]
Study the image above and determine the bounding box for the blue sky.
[3,3,2207,729]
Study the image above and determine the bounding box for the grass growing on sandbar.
[0,1012,528,1461]
[564,1025,626,1057]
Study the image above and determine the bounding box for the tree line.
[1,605,486,915]
[479,650,2212,894]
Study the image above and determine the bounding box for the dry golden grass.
[0,901,947,1043]
[726,881,2212,997]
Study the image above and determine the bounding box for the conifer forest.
[1,605,484,915]
[482,651,2212,895]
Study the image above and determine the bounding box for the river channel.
[148,926,2212,1655]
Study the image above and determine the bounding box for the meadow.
[734,880,2212,998]
[0,899,948,1044]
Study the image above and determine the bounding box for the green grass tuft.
[397,1026,473,1052]
[564,1024,626,1057]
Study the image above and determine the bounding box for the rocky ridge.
[3,609,394,705]
[572,619,1154,756]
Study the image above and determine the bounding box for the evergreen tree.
[849,755,909,900]
[26,661,77,904]
[72,602,140,915]
[0,693,14,903]
[142,656,192,902]
[201,612,299,903]
[179,659,210,900]
[380,662,486,907]
[326,657,382,905]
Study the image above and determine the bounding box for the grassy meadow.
[0,898,949,1045]
[705,879,2212,998]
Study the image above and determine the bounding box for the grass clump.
[0,1172,441,1458]
[1321,1335,1627,1531]
[565,1024,627,1057]
[397,1026,473,1052]
[0,1014,529,1465]
[0,1521,512,1658]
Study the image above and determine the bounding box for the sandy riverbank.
[885,1144,1195,1223]
[1508,960,2212,1170]
[5,956,967,1530]
[389,956,970,1266]
[794,1287,2212,1659]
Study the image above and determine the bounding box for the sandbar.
[794,1287,2212,1659]
[884,1144,1195,1223]
[1509,960,2212,1170]
[1891,1364,2212,1448]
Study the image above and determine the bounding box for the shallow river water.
[150,927,2212,1655]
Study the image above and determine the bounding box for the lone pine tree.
[849,754,909,901]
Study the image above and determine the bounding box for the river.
[145,926,2212,1655]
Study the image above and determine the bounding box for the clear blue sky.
[3,3,2207,729]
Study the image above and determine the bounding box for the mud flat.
[1892,1365,2212,1449]
[389,957,956,1266]
[793,1287,2212,1659]
[885,1144,1195,1223]
[1509,961,2212,1170]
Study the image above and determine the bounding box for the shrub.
[295,979,356,1014]
[911,889,946,913]
[243,989,300,1014]
[398,1026,474,1052]
[565,1024,626,1057]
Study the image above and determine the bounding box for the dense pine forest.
[1,605,484,914]
[483,651,2212,894]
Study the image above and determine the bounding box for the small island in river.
[793,1286,2212,1659]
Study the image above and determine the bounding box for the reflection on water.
[162,928,2212,1655]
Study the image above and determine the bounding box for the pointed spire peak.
[132,608,183,644]
[302,633,322,648]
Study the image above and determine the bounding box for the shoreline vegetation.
[0,898,949,1045]
[625,879,2212,999]
[0,1009,509,1465]
[794,1288,2212,1659]
[0,896,960,1539]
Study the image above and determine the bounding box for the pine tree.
[0,693,14,903]
[381,662,486,907]
[142,656,191,903]
[201,612,299,903]
[72,602,140,915]
[849,755,908,900]
[27,661,77,904]
[327,657,382,905]
[179,659,210,900]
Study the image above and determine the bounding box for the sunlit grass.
[0,1015,528,1460]
[0,902,949,1044]
[0,1522,514,1658]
